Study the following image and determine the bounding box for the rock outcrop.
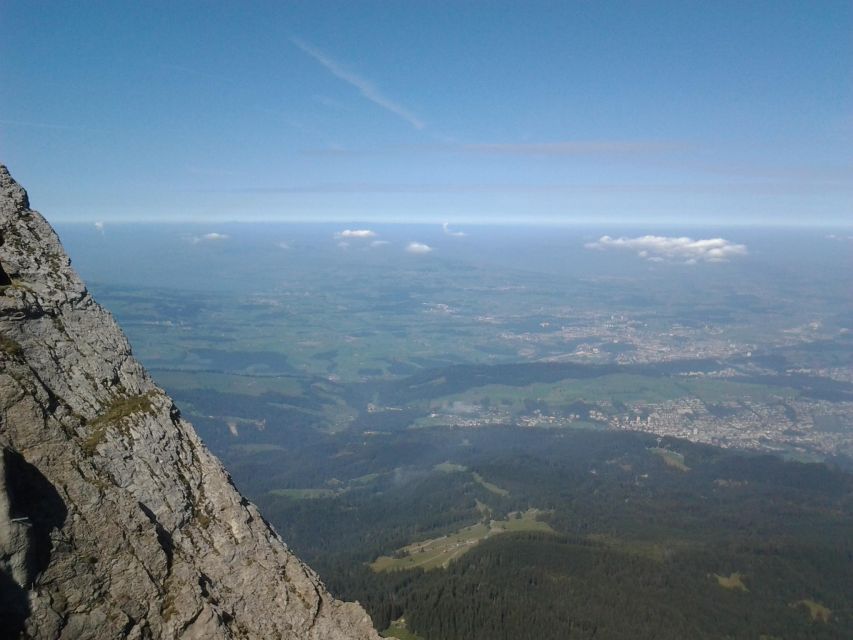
[0,165,381,639]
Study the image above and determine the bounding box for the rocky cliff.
[0,165,381,640]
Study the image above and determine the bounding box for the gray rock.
[0,165,381,639]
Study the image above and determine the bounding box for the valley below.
[61,223,853,639]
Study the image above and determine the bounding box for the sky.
[1,1,851,226]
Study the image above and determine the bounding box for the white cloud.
[192,232,229,244]
[442,222,466,237]
[371,240,390,247]
[585,235,747,263]
[291,38,425,130]
[277,241,290,250]
[335,229,377,239]
[93,221,105,233]
[406,242,433,254]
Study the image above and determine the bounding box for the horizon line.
[49,217,853,230]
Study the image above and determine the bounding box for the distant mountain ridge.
[0,164,380,639]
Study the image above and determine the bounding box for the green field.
[152,370,305,397]
[472,472,510,496]
[678,377,797,403]
[229,443,287,455]
[714,572,748,591]
[427,373,794,412]
[793,599,831,622]
[650,447,691,471]
[429,374,692,411]
[371,509,553,572]
[381,617,425,640]
[267,488,339,499]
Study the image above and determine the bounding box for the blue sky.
[1,1,850,226]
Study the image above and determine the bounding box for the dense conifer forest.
[241,428,853,639]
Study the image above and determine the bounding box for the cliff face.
[0,166,380,640]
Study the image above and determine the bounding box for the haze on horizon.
[0,1,850,227]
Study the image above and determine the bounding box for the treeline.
[258,471,489,565]
[186,412,853,639]
[336,533,853,640]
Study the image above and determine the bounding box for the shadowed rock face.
[0,232,13,286]
[0,165,380,640]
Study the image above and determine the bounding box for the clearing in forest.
[650,447,691,471]
[371,509,552,572]
[792,599,831,622]
[472,471,510,496]
[714,572,748,591]
[380,617,425,640]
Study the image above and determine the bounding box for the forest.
[241,428,853,639]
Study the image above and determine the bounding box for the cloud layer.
[442,222,466,237]
[335,229,377,239]
[192,232,229,244]
[585,235,747,263]
[406,242,433,254]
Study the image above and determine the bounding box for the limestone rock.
[0,165,381,639]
